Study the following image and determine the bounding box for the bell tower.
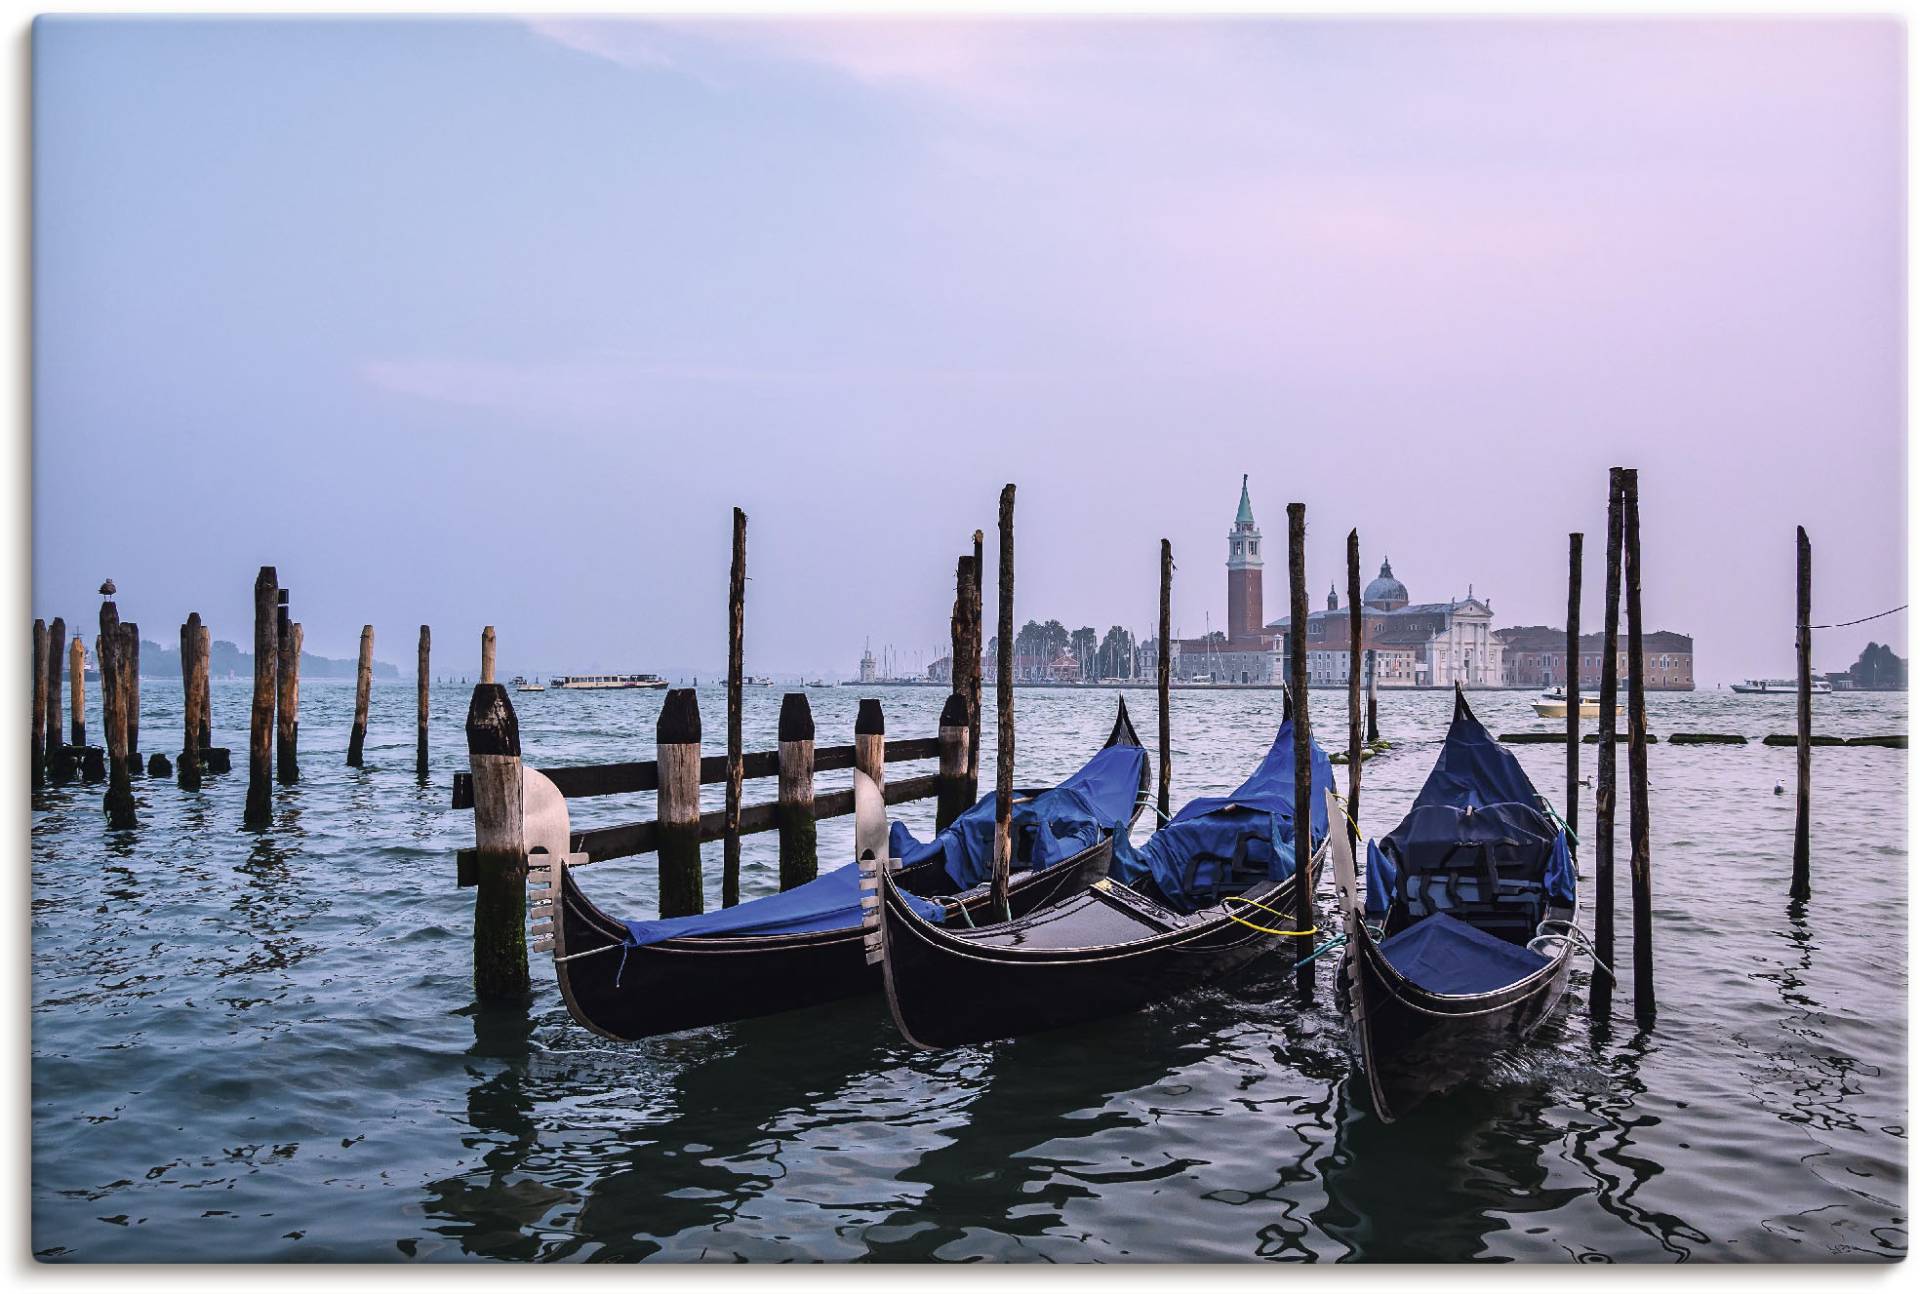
[1226,475,1263,644]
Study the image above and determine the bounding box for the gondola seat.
[1379,801,1562,946]
[1376,911,1550,996]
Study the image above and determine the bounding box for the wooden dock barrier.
[69,636,86,749]
[1287,503,1314,1000]
[275,593,298,784]
[1591,470,1623,1019]
[245,567,278,828]
[416,626,430,782]
[98,602,136,828]
[466,683,529,1003]
[724,507,746,909]
[348,625,372,767]
[991,484,1016,918]
[1157,538,1172,825]
[179,613,203,790]
[778,692,816,889]
[1668,733,1748,745]
[480,626,496,685]
[1623,468,1654,1028]
[1792,526,1812,901]
[45,617,64,778]
[1566,532,1582,835]
[657,688,704,918]
[32,618,47,788]
[936,691,970,830]
[1345,530,1362,852]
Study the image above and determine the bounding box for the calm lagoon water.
[30,680,1907,1261]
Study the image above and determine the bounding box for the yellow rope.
[1221,894,1318,938]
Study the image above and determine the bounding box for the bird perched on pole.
[98,579,116,596]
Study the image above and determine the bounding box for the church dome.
[1363,557,1409,611]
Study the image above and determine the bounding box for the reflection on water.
[30,680,1909,1261]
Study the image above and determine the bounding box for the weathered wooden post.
[1346,530,1362,852]
[416,626,430,782]
[950,552,982,807]
[1591,471,1624,1018]
[466,683,529,1003]
[724,507,746,909]
[1792,526,1812,900]
[969,529,984,794]
[347,625,373,767]
[1566,532,1583,835]
[195,622,212,752]
[122,623,140,768]
[45,616,64,766]
[777,692,817,890]
[1622,468,1654,1028]
[1158,538,1173,824]
[936,691,971,830]
[990,485,1016,918]
[244,566,278,828]
[179,613,203,790]
[69,636,86,748]
[275,593,298,784]
[855,699,886,808]
[1365,648,1379,744]
[98,602,135,828]
[1287,502,1314,1001]
[480,626,496,685]
[656,688,704,917]
[31,619,48,787]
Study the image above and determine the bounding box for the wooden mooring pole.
[99,602,135,828]
[195,622,212,751]
[990,485,1015,918]
[122,623,140,769]
[347,625,373,767]
[1792,526,1813,900]
[45,616,64,770]
[275,592,297,783]
[969,529,984,796]
[466,683,529,1003]
[1158,538,1172,825]
[1591,472,1623,1018]
[777,692,817,890]
[31,619,47,787]
[1566,533,1583,835]
[1346,530,1362,852]
[1365,648,1379,744]
[480,626,496,685]
[244,567,278,828]
[937,691,971,830]
[1286,503,1314,1000]
[855,699,886,797]
[179,613,204,790]
[657,688,704,918]
[416,626,430,782]
[724,507,746,909]
[1622,468,1655,1028]
[69,635,86,749]
[949,552,981,809]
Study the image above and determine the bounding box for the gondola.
[534,700,1151,1042]
[869,715,1332,1049]
[1331,688,1580,1123]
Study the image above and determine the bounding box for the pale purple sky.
[33,17,1906,682]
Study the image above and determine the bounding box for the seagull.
[1774,782,1785,796]
[98,579,115,596]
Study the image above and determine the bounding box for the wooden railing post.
[416,626,430,782]
[179,613,204,790]
[466,683,529,1003]
[31,618,47,787]
[936,691,971,830]
[348,625,373,767]
[777,692,817,890]
[656,688,704,917]
[1792,525,1812,900]
[244,566,278,827]
[1286,502,1314,1001]
[854,699,885,801]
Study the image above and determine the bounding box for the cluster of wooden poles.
[30,565,444,832]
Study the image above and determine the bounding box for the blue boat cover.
[1409,695,1543,814]
[619,859,947,948]
[1109,720,1332,914]
[1377,911,1551,995]
[619,741,1144,949]
[888,743,1148,891]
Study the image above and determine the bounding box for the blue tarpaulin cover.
[1110,720,1331,914]
[1377,911,1551,995]
[888,743,1148,891]
[619,741,1144,948]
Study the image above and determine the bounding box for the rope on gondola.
[1528,918,1613,981]
[1811,604,1906,629]
[1221,893,1317,937]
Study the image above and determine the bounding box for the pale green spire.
[1236,474,1254,527]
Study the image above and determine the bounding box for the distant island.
[133,637,400,681]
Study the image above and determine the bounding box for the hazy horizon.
[32,17,1906,686]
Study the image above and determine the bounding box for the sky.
[31,16,1906,683]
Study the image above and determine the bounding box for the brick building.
[1494,625,1695,690]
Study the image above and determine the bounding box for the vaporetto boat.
[1731,678,1830,695]
[548,673,669,690]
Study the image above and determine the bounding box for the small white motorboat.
[1531,688,1617,720]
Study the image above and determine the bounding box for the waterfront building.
[1272,562,1504,689]
[1494,626,1695,690]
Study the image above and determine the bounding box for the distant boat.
[550,673,668,690]
[1530,689,1616,720]
[1731,678,1830,695]
[511,675,546,693]
[805,680,831,689]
